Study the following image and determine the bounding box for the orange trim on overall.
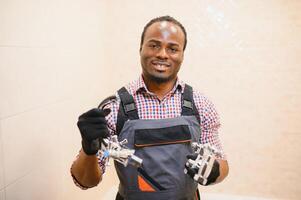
[138,175,155,192]
[196,189,200,200]
[135,139,191,148]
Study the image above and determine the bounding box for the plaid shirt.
[72,75,225,189]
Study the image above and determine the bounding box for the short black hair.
[140,15,187,51]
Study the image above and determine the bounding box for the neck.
[143,76,177,100]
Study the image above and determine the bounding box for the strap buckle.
[183,100,193,109]
[124,103,136,113]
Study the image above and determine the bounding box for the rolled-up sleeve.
[193,91,226,159]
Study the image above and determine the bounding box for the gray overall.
[114,85,201,200]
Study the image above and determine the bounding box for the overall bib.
[114,85,201,200]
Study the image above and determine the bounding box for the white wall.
[0,0,300,200]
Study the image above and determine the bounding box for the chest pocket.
[134,125,191,147]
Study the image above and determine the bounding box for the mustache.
[151,60,171,66]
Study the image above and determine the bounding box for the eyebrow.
[146,39,180,47]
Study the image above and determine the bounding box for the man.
[71,16,229,200]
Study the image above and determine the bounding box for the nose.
[156,48,168,59]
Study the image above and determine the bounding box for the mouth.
[151,60,171,72]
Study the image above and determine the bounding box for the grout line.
[0,45,55,49]
[0,97,74,120]
[0,123,6,199]
[2,170,34,190]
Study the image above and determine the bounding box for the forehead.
[144,21,185,45]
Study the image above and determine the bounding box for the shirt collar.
[133,75,185,95]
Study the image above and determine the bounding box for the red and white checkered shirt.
[72,75,226,189]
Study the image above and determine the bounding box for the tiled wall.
[1,0,300,200]
[0,0,115,199]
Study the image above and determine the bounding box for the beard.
[149,74,171,83]
[144,71,177,84]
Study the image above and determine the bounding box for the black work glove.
[77,108,110,155]
[185,153,220,186]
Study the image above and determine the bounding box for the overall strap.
[116,87,139,135]
[181,84,200,124]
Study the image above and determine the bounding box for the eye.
[149,43,160,49]
[168,47,179,53]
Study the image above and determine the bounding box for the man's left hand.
[184,143,220,186]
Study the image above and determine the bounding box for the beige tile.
[0,127,5,190]
[0,0,106,47]
[0,189,5,200]
[0,99,84,185]
[0,0,108,119]
[0,43,109,119]
[0,0,105,47]
[0,47,60,119]
[5,167,59,200]
[0,0,56,47]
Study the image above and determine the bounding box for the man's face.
[140,21,185,84]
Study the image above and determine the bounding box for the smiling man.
[71,16,229,200]
[140,20,184,87]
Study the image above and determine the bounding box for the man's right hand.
[77,108,110,155]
